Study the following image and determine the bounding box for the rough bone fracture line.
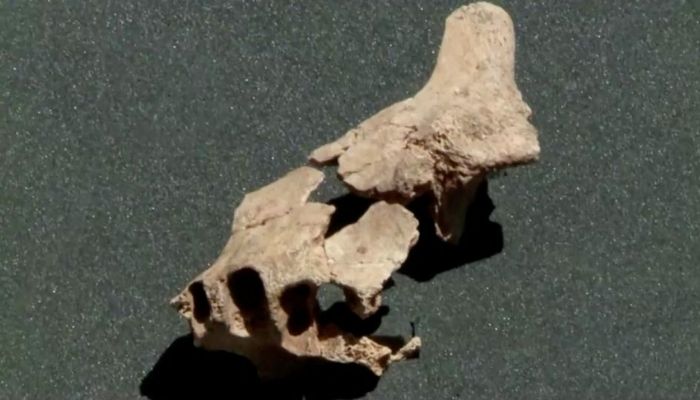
[171,2,539,379]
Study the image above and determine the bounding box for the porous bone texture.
[172,2,538,380]
[171,167,420,378]
[310,2,539,243]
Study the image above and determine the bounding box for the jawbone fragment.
[171,167,421,378]
[311,2,539,243]
[171,2,539,379]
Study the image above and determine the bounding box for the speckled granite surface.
[1,1,699,399]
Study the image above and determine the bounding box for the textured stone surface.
[311,2,540,243]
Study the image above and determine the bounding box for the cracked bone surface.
[171,167,421,378]
[172,2,538,380]
[311,2,540,243]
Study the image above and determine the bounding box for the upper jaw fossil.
[171,1,539,380]
[171,167,421,378]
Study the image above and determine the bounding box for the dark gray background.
[2,1,699,399]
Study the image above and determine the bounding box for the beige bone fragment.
[172,2,538,380]
[171,167,420,378]
[311,2,539,243]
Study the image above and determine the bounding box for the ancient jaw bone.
[171,2,539,379]
[311,2,539,243]
[171,167,421,378]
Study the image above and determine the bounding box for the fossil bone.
[326,201,419,318]
[171,167,421,378]
[310,2,540,243]
[171,1,538,380]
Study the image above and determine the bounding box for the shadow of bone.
[319,303,389,337]
[323,180,503,282]
[280,281,315,335]
[399,179,504,282]
[227,267,273,333]
[139,334,379,400]
[324,193,374,237]
[149,267,392,399]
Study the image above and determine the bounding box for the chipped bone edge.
[172,0,539,380]
[172,166,422,378]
